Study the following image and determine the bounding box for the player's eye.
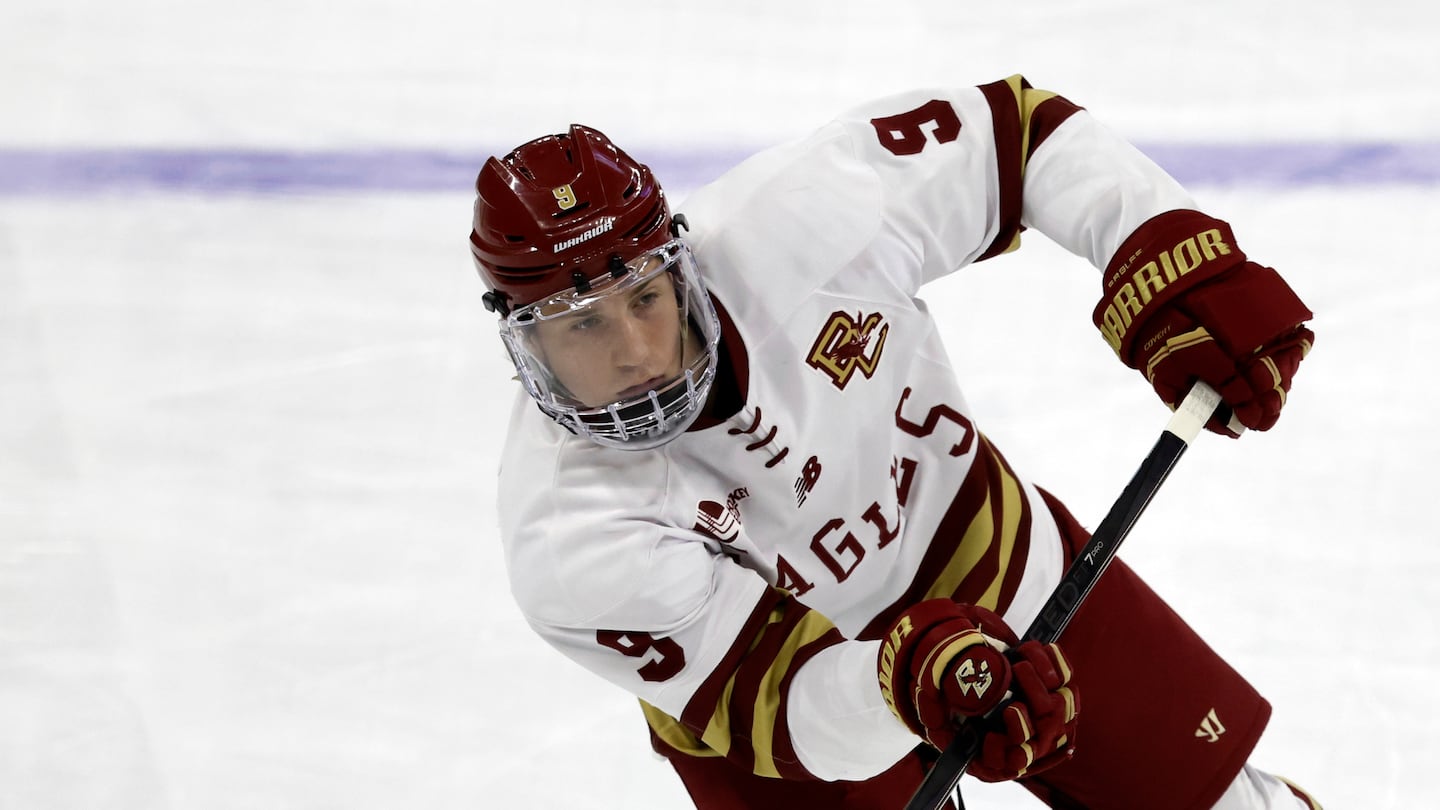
[569,314,603,332]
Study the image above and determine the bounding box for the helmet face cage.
[497,239,720,450]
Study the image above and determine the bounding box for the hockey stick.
[903,381,1230,810]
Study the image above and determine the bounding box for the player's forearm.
[785,638,921,781]
[1019,109,1198,271]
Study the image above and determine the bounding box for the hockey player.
[469,75,1321,809]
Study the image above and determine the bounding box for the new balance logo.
[1195,708,1226,743]
[794,455,821,506]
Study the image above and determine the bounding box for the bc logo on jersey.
[807,310,889,389]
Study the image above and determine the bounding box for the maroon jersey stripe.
[976,77,1027,262]
[1028,94,1084,157]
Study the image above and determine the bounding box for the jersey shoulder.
[679,119,883,263]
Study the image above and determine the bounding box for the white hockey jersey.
[495,75,1197,782]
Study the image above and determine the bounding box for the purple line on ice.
[1,142,1437,195]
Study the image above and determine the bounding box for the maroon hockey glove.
[877,599,1079,782]
[1093,210,1314,435]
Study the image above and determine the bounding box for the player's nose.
[608,311,654,370]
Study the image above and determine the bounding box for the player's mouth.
[617,376,667,399]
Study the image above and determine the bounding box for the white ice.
[3,1,1438,808]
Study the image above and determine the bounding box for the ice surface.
[3,1,1438,808]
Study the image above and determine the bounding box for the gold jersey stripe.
[744,608,841,777]
[640,698,721,758]
[973,439,1026,609]
[920,436,1027,611]
[1276,776,1326,810]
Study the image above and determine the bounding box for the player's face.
[532,266,694,408]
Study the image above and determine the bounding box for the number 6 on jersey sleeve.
[870,99,962,156]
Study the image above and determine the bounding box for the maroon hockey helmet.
[470,126,722,450]
[470,124,675,317]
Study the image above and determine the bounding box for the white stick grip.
[1167,381,1225,444]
